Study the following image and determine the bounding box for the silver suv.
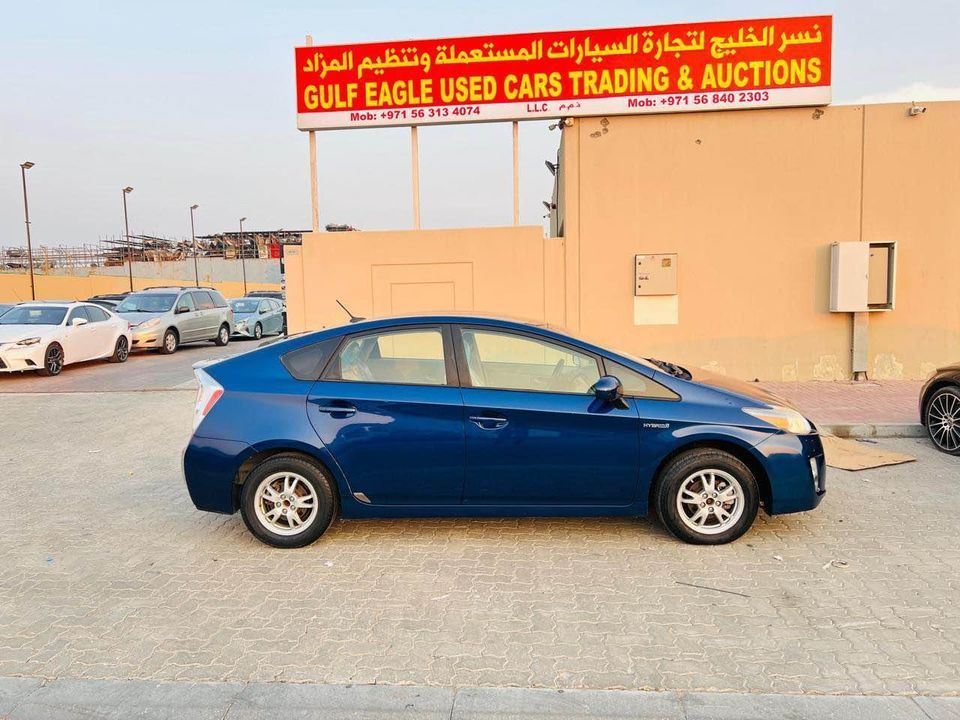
[115,286,233,354]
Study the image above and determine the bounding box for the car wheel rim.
[254,472,319,536]
[255,325,262,339]
[46,346,62,374]
[676,469,744,535]
[117,338,128,360]
[165,333,176,352]
[928,392,960,451]
[220,327,228,343]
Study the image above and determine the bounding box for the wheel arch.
[648,437,773,513]
[232,446,343,512]
[920,380,960,426]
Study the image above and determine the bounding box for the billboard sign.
[296,15,831,130]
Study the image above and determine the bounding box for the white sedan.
[0,302,131,376]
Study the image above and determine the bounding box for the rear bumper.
[183,435,255,514]
[755,431,826,515]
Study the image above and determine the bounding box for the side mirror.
[259,308,268,314]
[175,305,190,314]
[71,317,88,327]
[594,375,625,405]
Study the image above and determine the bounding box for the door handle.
[469,415,508,430]
[311,401,357,417]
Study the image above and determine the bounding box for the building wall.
[286,226,559,332]
[286,101,959,381]
[0,270,280,303]
[562,101,959,381]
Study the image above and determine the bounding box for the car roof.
[337,312,550,330]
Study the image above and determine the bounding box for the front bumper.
[0,342,45,372]
[231,324,256,338]
[755,431,826,515]
[130,326,160,349]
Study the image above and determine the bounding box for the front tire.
[240,455,337,548]
[925,386,960,455]
[108,335,129,363]
[214,323,230,346]
[160,329,178,355]
[36,343,64,376]
[654,448,759,545]
[253,322,263,340]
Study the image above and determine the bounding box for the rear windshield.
[0,306,67,325]
[115,294,177,313]
[231,299,260,314]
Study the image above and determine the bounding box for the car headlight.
[137,318,161,330]
[743,405,812,434]
[16,337,41,346]
[236,320,247,329]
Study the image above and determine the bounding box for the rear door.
[81,304,114,357]
[455,325,641,506]
[306,324,465,505]
[192,291,218,339]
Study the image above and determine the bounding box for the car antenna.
[336,299,366,323]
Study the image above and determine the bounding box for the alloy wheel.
[675,469,744,535]
[928,391,960,452]
[116,337,129,361]
[46,345,63,375]
[253,472,319,536]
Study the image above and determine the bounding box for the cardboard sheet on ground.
[821,435,915,471]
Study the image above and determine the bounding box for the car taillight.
[193,368,224,430]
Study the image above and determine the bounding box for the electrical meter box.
[634,253,678,296]
[829,241,897,312]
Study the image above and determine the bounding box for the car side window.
[194,292,215,311]
[460,328,600,394]
[327,328,447,386]
[259,301,269,313]
[604,359,680,400]
[67,306,90,324]
[281,337,341,381]
[178,293,196,312]
[85,305,109,322]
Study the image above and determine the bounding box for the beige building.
[286,100,960,381]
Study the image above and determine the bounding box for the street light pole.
[189,204,200,287]
[19,162,36,300]
[239,217,248,296]
[122,187,134,292]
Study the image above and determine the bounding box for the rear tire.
[654,448,759,545]
[108,335,129,363]
[36,343,64,376]
[240,455,337,548]
[925,386,960,455]
[160,328,178,355]
[214,323,230,346]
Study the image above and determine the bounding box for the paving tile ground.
[1,391,958,696]
[760,380,922,425]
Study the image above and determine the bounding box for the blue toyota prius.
[184,315,825,547]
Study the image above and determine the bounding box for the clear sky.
[2,0,958,248]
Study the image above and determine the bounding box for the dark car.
[184,315,826,548]
[920,363,960,454]
[85,293,129,311]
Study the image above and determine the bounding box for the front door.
[306,325,465,505]
[177,292,202,341]
[65,306,99,362]
[456,326,640,506]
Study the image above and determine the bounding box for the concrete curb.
[1,677,957,720]
[820,422,926,439]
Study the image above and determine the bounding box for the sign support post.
[306,34,320,233]
[411,126,421,229]
[512,121,519,225]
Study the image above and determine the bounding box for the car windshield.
[0,306,67,325]
[115,294,177,313]
[231,300,260,313]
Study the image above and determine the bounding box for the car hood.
[685,366,798,410]
[117,311,165,326]
[0,325,57,344]
[233,311,258,320]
